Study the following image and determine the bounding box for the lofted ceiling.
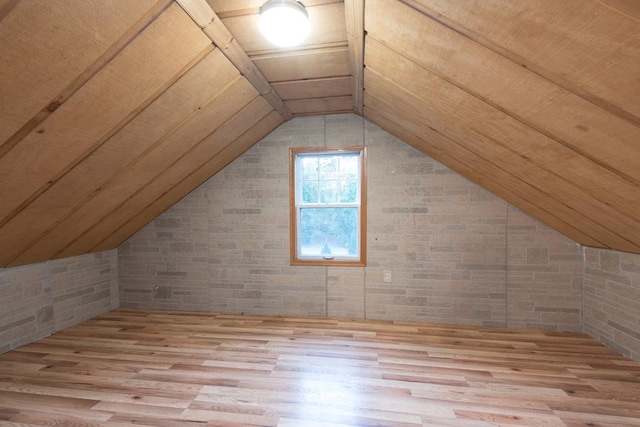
[0,0,639,268]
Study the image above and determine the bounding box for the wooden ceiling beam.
[344,0,364,115]
[176,0,293,120]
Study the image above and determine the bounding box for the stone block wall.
[0,250,117,353]
[119,114,583,331]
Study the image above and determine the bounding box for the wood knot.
[47,101,61,112]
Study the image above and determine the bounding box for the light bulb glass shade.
[259,0,310,47]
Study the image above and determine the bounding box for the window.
[290,146,366,266]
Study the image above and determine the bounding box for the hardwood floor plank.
[7,411,106,426]
[0,308,639,425]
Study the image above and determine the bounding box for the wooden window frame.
[289,146,367,267]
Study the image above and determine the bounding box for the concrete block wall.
[1,114,637,361]
[0,249,117,353]
[365,121,509,326]
[507,207,583,330]
[118,190,210,312]
[119,114,584,332]
[584,247,640,360]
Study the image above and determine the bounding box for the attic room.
[1,0,639,424]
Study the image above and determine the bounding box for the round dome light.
[259,0,310,48]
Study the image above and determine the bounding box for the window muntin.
[290,147,366,266]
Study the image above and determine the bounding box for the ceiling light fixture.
[259,0,310,48]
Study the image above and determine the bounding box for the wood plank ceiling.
[0,0,638,267]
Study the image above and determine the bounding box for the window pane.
[300,157,318,180]
[340,179,358,203]
[299,207,358,257]
[319,156,339,179]
[319,180,339,203]
[301,180,318,203]
[339,155,359,180]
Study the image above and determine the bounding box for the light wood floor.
[1,309,639,426]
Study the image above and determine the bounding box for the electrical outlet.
[383,269,392,283]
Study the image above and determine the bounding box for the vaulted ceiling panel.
[253,47,351,83]
[1,0,639,266]
[0,3,209,224]
[364,0,640,252]
[94,98,282,252]
[0,3,216,266]
[364,39,640,251]
[118,111,285,243]
[0,0,163,145]
[52,77,260,260]
[413,0,640,123]
[363,89,606,248]
[366,1,640,186]
[285,95,353,115]
[6,48,240,267]
[272,77,352,100]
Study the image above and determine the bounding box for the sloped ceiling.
[0,0,639,267]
